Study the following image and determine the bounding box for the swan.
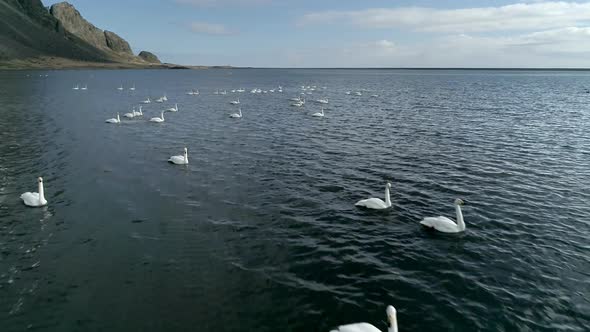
[420,199,466,233]
[105,113,121,124]
[230,98,240,105]
[269,89,275,93]
[117,85,123,90]
[150,111,165,123]
[73,84,79,90]
[133,106,143,117]
[141,97,151,104]
[81,84,87,90]
[355,182,392,209]
[237,88,245,93]
[316,98,329,104]
[20,177,47,207]
[290,96,301,102]
[220,90,227,95]
[229,108,242,118]
[330,305,397,332]
[166,103,178,112]
[355,91,362,96]
[162,94,168,101]
[168,147,189,165]
[124,108,136,118]
[231,89,236,93]
[129,84,135,91]
[371,94,379,98]
[214,89,219,95]
[345,91,351,95]
[155,97,164,103]
[312,108,325,117]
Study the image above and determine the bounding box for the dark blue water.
[0,69,589,331]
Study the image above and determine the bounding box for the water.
[1,69,589,331]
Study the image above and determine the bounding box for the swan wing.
[20,192,41,206]
[355,198,388,210]
[168,156,186,164]
[420,216,460,233]
[330,322,382,332]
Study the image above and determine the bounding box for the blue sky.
[43,1,590,67]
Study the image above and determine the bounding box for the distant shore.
[0,57,235,70]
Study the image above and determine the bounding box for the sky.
[43,0,590,68]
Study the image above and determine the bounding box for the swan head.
[183,147,188,154]
[386,182,392,188]
[38,177,43,183]
[455,198,465,206]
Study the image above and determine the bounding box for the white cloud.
[300,2,590,33]
[188,22,235,35]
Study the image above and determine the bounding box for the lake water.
[0,69,589,331]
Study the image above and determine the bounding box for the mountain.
[0,0,171,69]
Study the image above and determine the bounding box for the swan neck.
[184,151,188,163]
[38,181,45,203]
[388,315,398,332]
[385,185,391,207]
[455,204,465,231]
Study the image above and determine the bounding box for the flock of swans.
[19,81,470,332]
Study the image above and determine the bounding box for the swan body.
[73,84,79,90]
[124,109,136,118]
[316,98,329,104]
[420,199,466,233]
[229,108,242,118]
[21,177,47,207]
[169,147,189,165]
[355,91,362,96]
[81,85,87,90]
[230,98,240,105]
[105,113,121,124]
[355,182,392,209]
[166,103,178,112]
[269,89,275,93]
[220,90,227,95]
[117,85,123,90]
[156,97,164,103]
[162,95,168,101]
[150,112,165,123]
[231,89,236,93]
[133,106,143,117]
[129,84,135,91]
[331,306,397,332]
[371,94,379,98]
[141,97,151,104]
[290,97,301,102]
[345,91,351,95]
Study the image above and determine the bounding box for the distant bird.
[155,96,164,103]
[355,91,362,96]
[150,111,165,123]
[420,199,466,233]
[166,103,178,112]
[230,98,240,105]
[169,147,189,165]
[229,108,242,118]
[117,84,124,90]
[345,91,351,95]
[105,113,121,124]
[20,177,48,207]
[124,108,136,118]
[133,106,143,117]
[129,84,135,91]
[330,305,398,332]
[371,94,379,98]
[162,94,168,101]
[81,84,87,90]
[355,182,392,210]
[316,98,329,104]
[312,108,325,117]
[141,97,151,104]
[72,84,79,90]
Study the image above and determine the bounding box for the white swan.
[117,85,123,90]
[133,106,143,117]
[355,91,362,96]
[124,108,136,118]
[229,108,242,118]
[420,199,466,233]
[20,177,48,207]
[73,84,79,90]
[162,94,168,101]
[220,90,227,95]
[316,98,329,104]
[169,147,189,165]
[355,182,392,209]
[141,97,151,104]
[230,98,240,105]
[105,113,121,124]
[345,91,351,95]
[330,305,397,332]
[312,108,325,117]
[150,111,165,123]
[81,84,87,90]
[166,103,178,112]
[289,96,301,102]
[155,97,164,103]
[371,94,379,98]
[129,84,135,91]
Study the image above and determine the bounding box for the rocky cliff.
[0,0,165,68]
[138,51,161,64]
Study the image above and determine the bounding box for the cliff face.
[0,0,163,68]
[138,51,161,64]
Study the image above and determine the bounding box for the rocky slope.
[0,0,166,68]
